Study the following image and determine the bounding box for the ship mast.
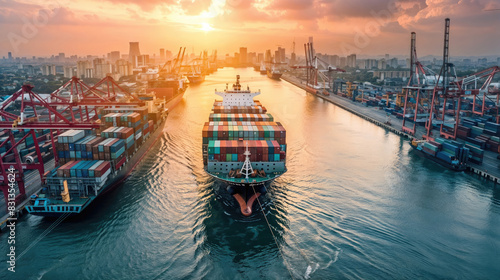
[240,141,254,181]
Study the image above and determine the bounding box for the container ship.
[202,75,287,216]
[186,72,205,84]
[26,93,174,217]
[410,138,468,171]
[267,65,282,80]
[145,76,186,106]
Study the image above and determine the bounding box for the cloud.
[180,0,213,15]
[103,0,175,11]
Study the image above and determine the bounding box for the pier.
[282,73,500,184]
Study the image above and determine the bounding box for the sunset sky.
[1,0,499,58]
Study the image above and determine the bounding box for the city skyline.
[1,0,499,58]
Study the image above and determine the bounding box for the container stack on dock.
[456,118,500,164]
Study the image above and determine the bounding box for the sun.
[200,22,214,32]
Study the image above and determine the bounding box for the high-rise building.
[85,68,94,78]
[290,52,296,66]
[389,57,398,68]
[77,60,92,79]
[95,62,112,79]
[265,50,272,62]
[58,53,65,62]
[109,51,120,63]
[257,53,264,63]
[378,59,387,70]
[274,50,279,63]
[63,66,76,78]
[8,52,12,60]
[41,64,56,76]
[347,54,357,68]
[128,42,141,67]
[358,60,366,69]
[247,52,256,64]
[331,55,340,66]
[339,57,347,68]
[116,59,132,76]
[239,47,247,65]
[277,47,285,63]
[160,48,165,61]
[234,53,240,65]
[135,55,150,67]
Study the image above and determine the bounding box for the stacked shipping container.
[202,121,286,146]
[207,140,285,162]
[203,99,287,166]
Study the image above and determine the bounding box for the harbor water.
[1,67,499,279]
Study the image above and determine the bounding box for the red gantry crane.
[293,41,345,95]
[426,19,500,140]
[0,76,142,210]
[401,32,438,135]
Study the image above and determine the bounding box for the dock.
[282,73,500,183]
[0,159,55,231]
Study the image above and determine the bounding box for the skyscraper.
[265,50,272,62]
[109,51,120,63]
[277,47,285,63]
[160,49,165,61]
[239,47,247,65]
[347,54,357,68]
[8,52,12,60]
[128,42,141,67]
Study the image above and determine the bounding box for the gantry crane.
[0,76,141,209]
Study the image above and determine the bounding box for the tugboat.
[202,75,287,215]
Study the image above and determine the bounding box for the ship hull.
[27,116,169,217]
[206,170,285,187]
[187,75,205,84]
[165,90,185,111]
[267,72,282,80]
[409,142,466,171]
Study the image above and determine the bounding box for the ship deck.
[35,195,91,205]
[209,171,285,185]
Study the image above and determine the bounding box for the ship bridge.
[215,75,260,106]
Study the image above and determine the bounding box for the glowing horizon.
[0,0,499,58]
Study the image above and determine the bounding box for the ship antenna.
[240,141,254,181]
